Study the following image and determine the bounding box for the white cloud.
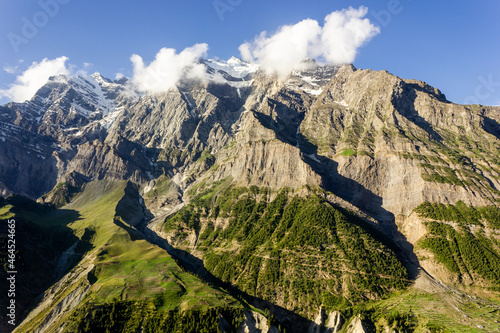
[0,56,70,102]
[130,43,208,93]
[239,6,380,78]
[239,19,321,77]
[320,7,380,64]
[3,65,18,74]
[0,8,379,101]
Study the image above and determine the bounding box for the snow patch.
[336,100,349,108]
[306,154,321,163]
[180,91,197,118]
[303,87,323,96]
[98,106,123,129]
[205,57,259,79]
[226,80,254,88]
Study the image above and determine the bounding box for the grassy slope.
[0,197,77,333]
[350,288,500,333]
[370,201,500,332]
[415,202,500,289]
[12,180,244,333]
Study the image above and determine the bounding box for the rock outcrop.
[238,311,281,333]
[308,308,343,333]
[345,315,369,333]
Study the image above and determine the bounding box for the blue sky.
[0,0,499,105]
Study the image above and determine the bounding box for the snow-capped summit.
[0,71,141,137]
[42,73,124,117]
[91,72,113,86]
[204,57,259,80]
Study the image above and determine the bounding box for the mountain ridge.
[1,58,500,332]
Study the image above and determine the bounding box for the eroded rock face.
[308,308,343,333]
[0,121,58,198]
[213,138,324,189]
[345,315,369,333]
[238,310,281,333]
[297,66,499,220]
[324,311,344,333]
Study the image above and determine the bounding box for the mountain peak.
[227,56,245,65]
[204,57,259,79]
[91,72,112,85]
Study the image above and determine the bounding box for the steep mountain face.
[301,66,500,216]
[1,58,500,332]
[0,73,139,197]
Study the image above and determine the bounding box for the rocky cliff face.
[0,73,139,197]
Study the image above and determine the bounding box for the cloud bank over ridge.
[1,7,380,100]
[128,6,380,91]
[239,6,380,77]
[130,44,208,93]
[0,57,70,102]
